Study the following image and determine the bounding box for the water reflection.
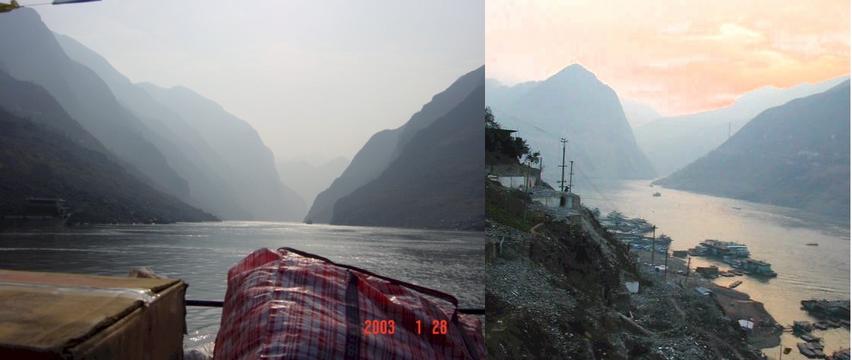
[0,222,484,338]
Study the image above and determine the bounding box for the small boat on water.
[798,341,826,358]
[827,348,851,360]
[727,280,743,288]
[794,321,814,334]
[800,333,821,343]
[733,258,778,278]
[806,243,819,246]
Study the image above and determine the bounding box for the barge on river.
[689,239,750,258]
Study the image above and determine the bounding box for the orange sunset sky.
[486,0,850,115]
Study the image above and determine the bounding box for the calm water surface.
[565,180,850,359]
[0,222,484,344]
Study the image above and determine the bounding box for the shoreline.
[632,249,783,349]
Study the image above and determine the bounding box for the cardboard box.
[0,270,186,360]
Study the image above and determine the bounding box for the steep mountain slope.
[277,157,349,206]
[636,76,848,177]
[0,71,99,149]
[0,71,214,223]
[0,8,189,199]
[485,78,537,115]
[331,84,484,230]
[305,66,485,224]
[488,64,655,183]
[55,34,256,220]
[656,81,850,219]
[140,84,306,221]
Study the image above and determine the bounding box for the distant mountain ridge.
[140,83,306,221]
[656,81,850,219]
[0,8,190,199]
[55,34,254,220]
[0,69,215,223]
[0,9,304,221]
[486,64,655,183]
[635,76,849,177]
[305,66,485,224]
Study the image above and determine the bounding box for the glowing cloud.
[486,0,850,115]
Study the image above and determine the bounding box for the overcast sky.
[487,0,849,115]
[33,0,483,164]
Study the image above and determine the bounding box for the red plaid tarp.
[214,248,485,360]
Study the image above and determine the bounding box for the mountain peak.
[551,63,596,80]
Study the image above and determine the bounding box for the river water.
[0,222,484,345]
[554,180,849,359]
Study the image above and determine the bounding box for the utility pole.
[559,138,568,192]
[568,161,574,194]
[664,242,669,281]
[650,225,656,269]
[684,256,691,287]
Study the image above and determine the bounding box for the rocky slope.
[485,180,769,359]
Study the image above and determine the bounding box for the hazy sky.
[34,0,483,163]
[486,0,850,115]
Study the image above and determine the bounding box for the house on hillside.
[489,163,541,190]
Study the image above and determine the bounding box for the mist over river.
[562,180,850,359]
[0,222,484,343]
